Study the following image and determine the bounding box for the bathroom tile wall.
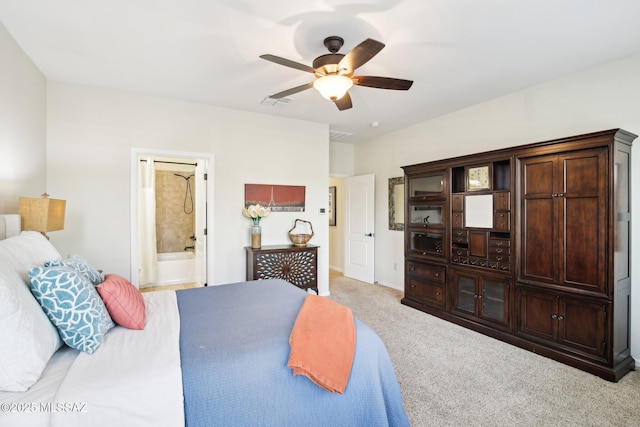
[155,170,195,253]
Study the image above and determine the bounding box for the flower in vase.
[242,204,271,224]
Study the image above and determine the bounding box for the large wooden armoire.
[401,129,635,381]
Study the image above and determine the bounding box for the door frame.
[130,148,214,288]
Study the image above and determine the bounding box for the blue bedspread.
[176,279,409,427]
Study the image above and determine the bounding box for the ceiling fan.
[260,36,413,111]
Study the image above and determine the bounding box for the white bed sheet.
[52,290,184,427]
[1,290,184,427]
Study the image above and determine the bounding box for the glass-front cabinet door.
[409,170,445,200]
[478,276,509,325]
[409,203,444,227]
[451,268,510,329]
[408,230,444,258]
[454,273,476,314]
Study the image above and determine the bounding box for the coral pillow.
[97,274,146,330]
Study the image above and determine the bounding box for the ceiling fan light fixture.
[313,75,353,101]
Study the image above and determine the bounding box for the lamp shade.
[313,75,353,101]
[18,196,66,233]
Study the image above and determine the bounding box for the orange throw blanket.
[287,294,356,394]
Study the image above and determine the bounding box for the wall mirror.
[389,177,405,230]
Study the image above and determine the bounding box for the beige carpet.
[328,272,640,427]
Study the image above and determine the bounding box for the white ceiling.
[2,0,640,144]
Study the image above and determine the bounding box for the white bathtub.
[153,251,196,285]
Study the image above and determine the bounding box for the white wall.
[329,141,354,178]
[45,82,332,294]
[0,20,47,213]
[355,52,640,360]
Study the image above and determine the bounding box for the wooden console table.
[245,244,318,291]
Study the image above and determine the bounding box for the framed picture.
[245,184,305,211]
[466,165,491,191]
[329,186,336,226]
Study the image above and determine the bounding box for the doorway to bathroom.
[130,148,212,289]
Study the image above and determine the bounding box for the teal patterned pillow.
[28,266,114,354]
[46,254,104,285]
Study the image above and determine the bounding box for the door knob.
[365,233,373,237]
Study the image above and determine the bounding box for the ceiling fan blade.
[353,76,413,90]
[270,82,314,99]
[338,39,385,73]
[260,54,316,74]
[334,92,353,111]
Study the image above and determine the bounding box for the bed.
[0,214,409,426]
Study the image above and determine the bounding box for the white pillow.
[0,232,63,392]
[0,231,62,282]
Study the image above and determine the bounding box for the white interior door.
[344,174,375,283]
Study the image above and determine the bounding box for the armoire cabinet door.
[560,149,607,294]
[558,297,607,360]
[519,148,607,294]
[517,288,558,343]
[520,155,556,284]
[518,288,607,360]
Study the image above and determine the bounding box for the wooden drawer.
[452,229,468,239]
[489,238,510,248]
[493,191,510,211]
[406,276,446,308]
[452,212,464,228]
[406,261,446,283]
[452,194,464,211]
[494,212,510,230]
[499,262,511,272]
[451,229,469,244]
[488,253,510,263]
[488,260,511,271]
[451,255,469,265]
[489,245,511,256]
[451,248,469,258]
[469,257,489,268]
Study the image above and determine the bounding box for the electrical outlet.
[319,208,326,214]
